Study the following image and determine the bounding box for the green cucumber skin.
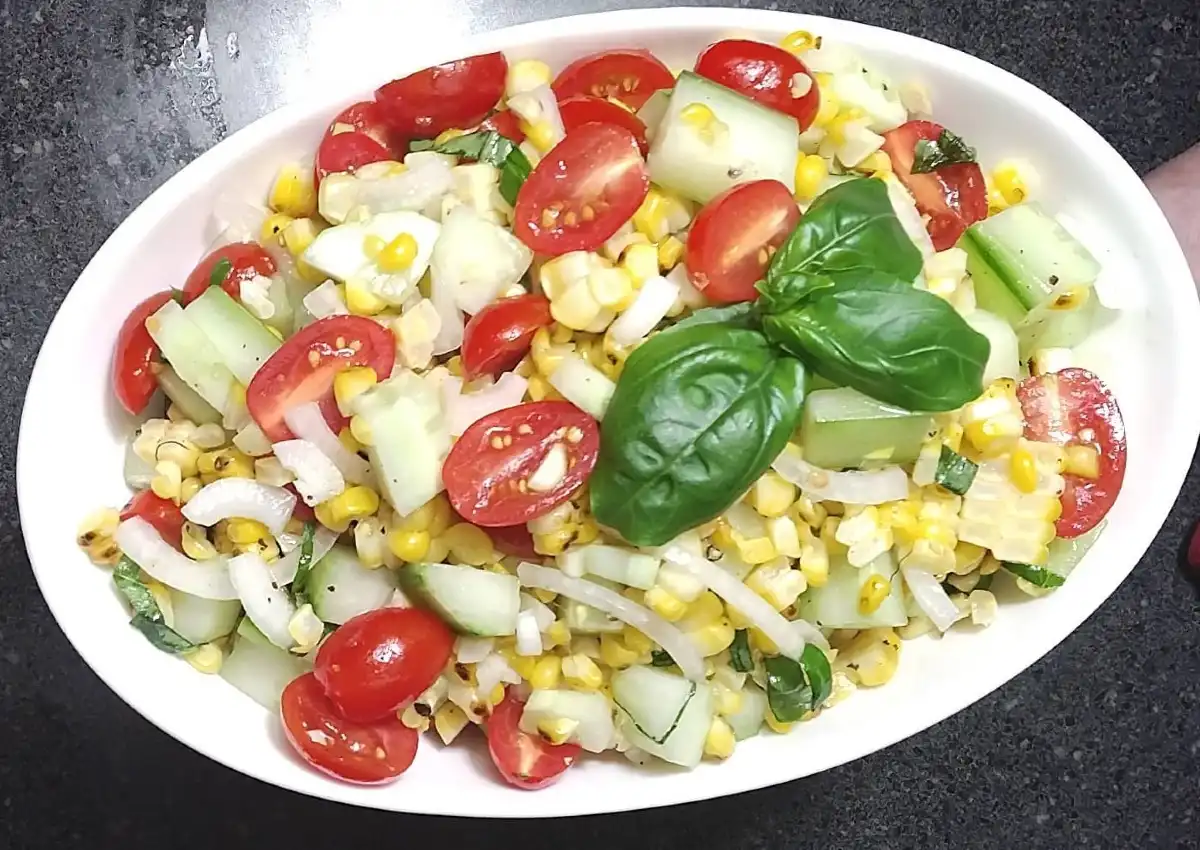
[183,286,281,384]
[801,387,933,470]
[399,562,520,637]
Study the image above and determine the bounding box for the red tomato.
[113,291,174,415]
[513,123,649,256]
[281,673,419,785]
[328,100,402,153]
[1017,368,1127,538]
[314,131,392,185]
[686,180,801,304]
[552,49,674,110]
[557,95,649,154]
[694,39,820,131]
[181,242,277,304]
[487,695,580,790]
[479,109,526,144]
[313,607,454,723]
[489,524,540,560]
[246,315,395,443]
[375,52,508,138]
[461,295,553,380]
[286,484,316,523]
[120,490,186,549]
[882,120,988,251]
[443,401,600,527]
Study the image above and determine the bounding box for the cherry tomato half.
[489,524,540,560]
[557,95,649,155]
[314,607,454,723]
[327,100,403,153]
[513,123,649,256]
[443,401,600,527]
[246,315,396,443]
[461,294,554,380]
[686,180,801,304]
[882,120,987,252]
[552,49,674,110]
[281,673,419,785]
[120,490,186,550]
[181,242,277,304]
[113,291,174,415]
[694,39,820,132]
[1017,368,1127,538]
[479,109,526,144]
[487,695,580,790]
[314,131,392,185]
[375,52,508,138]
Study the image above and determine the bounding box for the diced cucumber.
[725,682,768,740]
[307,546,396,625]
[612,665,714,768]
[146,300,238,413]
[168,591,242,644]
[400,562,520,636]
[933,445,977,496]
[637,89,671,142]
[519,689,615,753]
[797,550,908,629]
[236,615,271,647]
[153,362,223,425]
[548,354,615,420]
[1047,519,1106,579]
[800,387,934,469]
[221,624,310,710]
[1016,288,1104,355]
[647,71,799,204]
[558,544,661,590]
[963,309,1020,384]
[183,286,281,384]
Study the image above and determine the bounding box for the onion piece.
[455,636,495,664]
[772,449,909,505]
[507,85,566,149]
[270,525,339,586]
[901,564,962,632]
[181,478,297,535]
[283,402,372,484]
[429,264,465,355]
[476,652,522,696]
[228,552,297,649]
[233,422,274,458]
[442,372,529,437]
[515,610,543,656]
[608,274,681,346]
[115,518,237,600]
[517,562,705,681]
[272,439,346,506]
[519,592,556,632]
[302,280,348,319]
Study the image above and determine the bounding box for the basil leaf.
[762,275,989,411]
[131,614,196,653]
[650,649,676,667]
[934,444,978,495]
[408,130,531,206]
[290,522,318,606]
[1002,561,1066,588]
[764,645,832,722]
[800,643,833,707]
[729,629,753,672]
[113,557,195,655]
[591,322,806,546]
[497,146,533,207]
[209,257,232,289]
[910,129,977,175]
[759,178,923,314]
[663,302,760,335]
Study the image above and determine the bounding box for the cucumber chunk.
[800,387,934,469]
[168,591,241,644]
[183,286,281,384]
[558,544,660,590]
[725,682,768,741]
[400,562,520,636]
[307,546,396,625]
[221,621,310,710]
[146,300,238,413]
[154,362,223,425]
[797,550,908,629]
[612,665,714,767]
[519,689,615,753]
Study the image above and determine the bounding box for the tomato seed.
[350,340,362,353]
[581,205,596,222]
[491,436,504,449]
[307,350,321,367]
[518,479,528,493]
[564,211,578,227]
[517,424,533,435]
[503,434,513,447]
[757,247,769,265]
[335,336,346,349]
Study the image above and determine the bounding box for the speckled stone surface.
[2,1,1200,847]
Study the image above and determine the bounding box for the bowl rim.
[18,5,1200,818]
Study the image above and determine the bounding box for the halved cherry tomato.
[489,524,540,560]
[443,401,600,527]
[479,109,526,144]
[513,123,649,256]
[375,52,508,138]
[558,94,649,154]
[181,242,277,304]
[327,100,403,153]
[487,694,580,790]
[552,49,674,110]
[286,484,316,523]
[694,39,820,131]
[120,490,186,549]
[246,315,395,442]
[282,673,419,785]
[686,180,801,304]
[314,607,454,723]
[1017,368,1127,538]
[113,291,174,415]
[462,294,554,380]
[314,131,392,185]
[882,120,987,251]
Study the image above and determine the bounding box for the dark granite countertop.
[3,1,1199,847]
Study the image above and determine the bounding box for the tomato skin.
[557,95,649,154]
[314,607,454,723]
[882,120,988,251]
[443,401,601,527]
[552,49,674,110]
[113,291,174,415]
[375,52,508,138]
[694,39,820,131]
[181,242,277,304]
[281,673,419,784]
[479,109,526,144]
[513,123,649,256]
[247,315,396,442]
[487,695,580,790]
[461,295,553,380]
[314,131,392,185]
[120,491,186,549]
[328,101,403,153]
[1017,368,1127,538]
[686,180,801,304]
[489,524,540,560]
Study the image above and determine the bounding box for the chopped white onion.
[233,422,274,458]
[302,280,348,319]
[270,525,340,586]
[181,478,296,536]
[608,275,680,346]
[901,564,963,632]
[517,563,705,681]
[507,85,565,148]
[883,174,936,260]
[283,402,373,484]
[519,592,556,632]
[454,636,495,664]
[666,264,706,309]
[114,518,237,600]
[430,264,465,355]
[772,449,909,505]
[527,443,568,493]
[442,372,529,437]
[228,552,297,649]
[271,439,346,507]
[515,610,544,656]
[476,652,522,695]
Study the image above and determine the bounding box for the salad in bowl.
[76,28,1126,789]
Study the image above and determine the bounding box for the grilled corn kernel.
[657,235,685,271]
[150,460,183,502]
[703,716,736,759]
[197,447,254,480]
[621,243,660,286]
[388,529,431,562]
[270,163,317,217]
[261,212,294,245]
[793,154,828,200]
[764,708,794,734]
[377,233,419,273]
[157,440,201,477]
[561,653,604,690]
[333,366,378,416]
[433,703,470,744]
[1064,444,1100,479]
[679,591,724,631]
[544,620,571,649]
[750,471,797,518]
[529,655,563,690]
[779,29,820,54]
[185,643,224,675]
[181,521,217,560]
[443,523,494,566]
[992,161,1029,206]
[325,486,381,527]
[736,535,777,565]
[689,619,736,657]
[400,704,431,731]
[857,574,891,615]
[1009,445,1039,493]
[713,682,744,717]
[77,508,122,565]
[533,527,576,556]
[598,634,637,670]
[227,518,270,545]
[643,586,687,622]
[621,626,654,656]
[838,627,901,687]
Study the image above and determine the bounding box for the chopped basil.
[764,644,833,722]
[975,573,994,591]
[729,629,753,672]
[910,129,977,175]
[650,649,676,667]
[934,444,978,495]
[113,557,195,654]
[290,522,318,606]
[409,130,532,206]
[208,257,232,289]
[1002,561,1066,588]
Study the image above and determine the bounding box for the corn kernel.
[657,235,685,271]
[150,460,183,502]
[859,151,892,175]
[533,527,576,556]
[533,587,558,605]
[688,619,736,657]
[324,485,380,527]
[736,535,776,565]
[505,59,553,97]
[524,121,557,153]
[76,508,122,565]
[713,682,744,717]
[388,529,430,562]
[748,626,780,655]
[343,279,387,316]
[377,232,419,273]
[227,518,270,545]
[838,627,901,687]
[395,499,435,533]
[443,523,494,566]
[750,471,797,518]
[764,708,794,734]
[536,717,579,746]
[793,154,828,200]
[1009,446,1038,493]
[992,161,1029,206]
[1064,444,1100,479]
[680,102,716,129]
[858,574,891,615]
[506,652,538,681]
[282,217,320,257]
[400,704,431,731]
[197,447,254,480]
[615,627,651,658]
[433,703,470,744]
[587,267,635,311]
[269,163,317,218]
[180,521,217,560]
[261,212,294,245]
[544,620,571,649]
[530,655,563,690]
[185,643,224,675]
[434,127,466,145]
[621,243,660,286]
[679,591,724,631]
[332,366,378,416]
[598,634,638,669]
[703,716,736,759]
[779,29,820,54]
[644,586,688,622]
[561,653,604,690]
[179,476,203,504]
[633,189,669,241]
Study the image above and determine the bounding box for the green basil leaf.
[760,178,923,314]
[209,257,232,289]
[729,629,753,672]
[408,130,531,206]
[800,643,833,707]
[114,557,196,654]
[1002,561,1066,588]
[663,302,760,335]
[975,573,994,592]
[591,322,806,546]
[762,275,989,411]
[934,444,978,495]
[131,614,196,653]
[764,645,832,722]
[910,129,977,175]
[290,522,318,606]
[498,145,533,207]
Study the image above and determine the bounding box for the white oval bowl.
[18,7,1200,818]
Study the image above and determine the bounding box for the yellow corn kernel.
[1064,444,1100,479]
[197,447,254,480]
[621,243,660,286]
[736,535,777,565]
[710,520,736,553]
[812,74,840,127]
[486,683,506,708]
[748,626,780,655]
[992,162,1028,207]
[179,475,203,504]
[858,574,891,615]
[779,29,820,54]
[77,508,122,565]
[561,653,604,690]
[793,154,828,200]
[505,651,537,681]
[344,279,387,316]
[505,59,552,97]
[1009,446,1038,493]
[399,704,431,731]
[530,655,563,690]
[689,619,736,657]
[827,107,865,145]
[859,150,893,175]
[185,643,224,675]
[750,471,797,518]
[395,499,436,533]
[157,440,201,477]
[388,529,430,563]
[324,485,381,527]
[643,586,687,622]
[533,527,576,556]
[632,189,669,240]
[377,233,419,273]
[227,518,269,545]
[544,619,571,649]
[587,267,636,311]
[599,634,639,669]
[178,521,215,560]
[679,591,724,631]
[527,373,563,402]
[713,683,744,717]
[443,523,494,566]
[620,625,654,656]
[332,366,378,416]
[424,495,454,538]
[524,121,557,153]
[839,628,901,687]
[657,235,685,271]
[150,460,183,503]
[282,217,319,256]
[433,703,470,744]
[425,535,451,564]
[269,163,317,218]
[764,707,794,734]
[434,127,466,145]
[703,716,736,759]
[260,212,294,245]
[347,413,374,447]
